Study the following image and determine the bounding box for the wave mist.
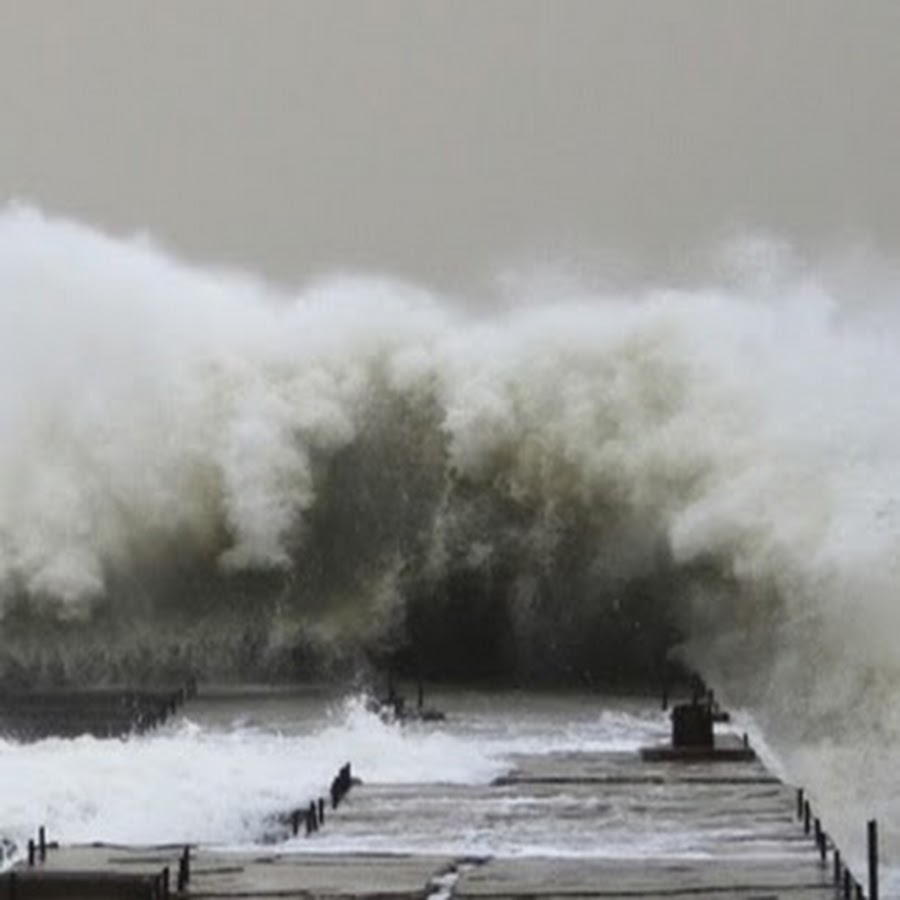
[0,211,897,686]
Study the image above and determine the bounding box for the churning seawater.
[0,689,664,851]
[1,206,899,890]
[1,689,897,894]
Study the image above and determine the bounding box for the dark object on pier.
[371,674,446,723]
[641,688,754,762]
[330,762,354,809]
[672,702,713,748]
[266,764,355,844]
[177,846,190,892]
[0,682,197,741]
[869,818,879,900]
[815,818,827,862]
[24,825,56,870]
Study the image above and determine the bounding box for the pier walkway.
[5,726,851,900]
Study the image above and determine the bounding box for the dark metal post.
[38,827,46,862]
[661,657,669,711]
[27,840,34,867]
[843,868,852,900]
[291,809,300,836]
[834,849,841,884]
[868,819,879,900]
[804,800,811,834]
[318,797,325,825]
[177,846,190,891]
[797,788,804,820]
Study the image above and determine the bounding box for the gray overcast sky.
[1,1,899,287]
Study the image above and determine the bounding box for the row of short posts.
[15,825,174,899]
[287,763,353,840]
[25,826,47,867]
[661,668,881,900]
[289,798,327,837]
[797,787,879,900]
[134,679,198,735]
[4,826,47,900]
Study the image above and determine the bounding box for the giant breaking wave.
[2,206,899,714]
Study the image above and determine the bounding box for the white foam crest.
[0,695,499,850]
[0,208,450,607]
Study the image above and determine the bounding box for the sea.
[1,207,899,892]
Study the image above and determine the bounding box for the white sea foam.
[0,696,498,851]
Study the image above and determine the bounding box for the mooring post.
[660,656,669,711]
[318,797,325,825]
[797,787,804,820]
[38,826,46,862]
[804,800,811,834]
[868,819,879,900]
[834,849,842,884]
[177,845,190,891]
[26,840,34,867]
[814,818,825,861]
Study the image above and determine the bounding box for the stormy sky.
[1,1,899,287]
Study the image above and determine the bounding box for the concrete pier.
[6,719,854,900]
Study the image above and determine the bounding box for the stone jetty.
[3,698,870,900]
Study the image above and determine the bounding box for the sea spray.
[1,205,899,692]
[0,690,663,855]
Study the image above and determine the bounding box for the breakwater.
[0,683,197,741]
[1,690,883,899]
